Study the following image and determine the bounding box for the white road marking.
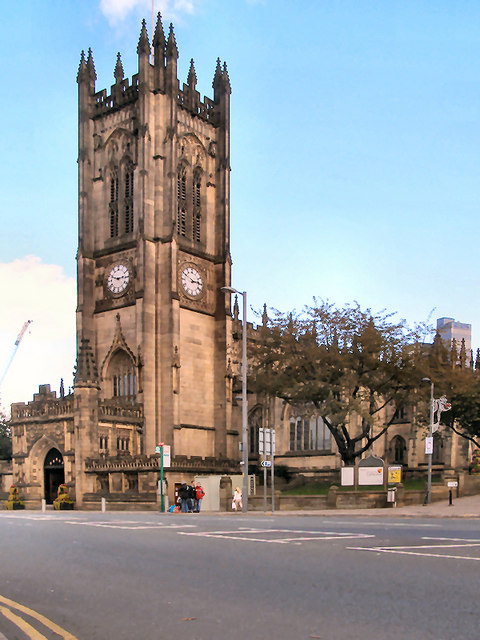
[321,520,441,528]
[63,522,196,530]
[422,536,480,542]
[0,514,196,530]
[179,529,375,544]
[349,537,480,561]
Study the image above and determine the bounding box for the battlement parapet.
[93,75,139,117]
[85,454,237,474]
[11,397,74,420]
[177,88,217,124]
[99,401,143,423]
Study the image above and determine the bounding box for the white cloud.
[0,257,76,415]
[99,0,197,25]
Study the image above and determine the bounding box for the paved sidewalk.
[251,494,480,518]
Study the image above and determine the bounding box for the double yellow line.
[0,595,79,640]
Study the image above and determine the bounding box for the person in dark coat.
[178,482,189,513]
[187,480,196,512]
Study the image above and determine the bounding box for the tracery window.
[108,163,134,238]
[107,349,136,401]
[391,435,406,464]
[249,406,263,455]
[177,166,187,237]
[176,163,203,242]
[289,416,331,452]
[124,165,134,234]
[99,436,108,452]
[193,171,202,243]
[432,433,444,464]
[109,174,119,237]
[116,436,130,451]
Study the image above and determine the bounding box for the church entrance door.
[44,448,65,504]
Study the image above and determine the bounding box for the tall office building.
[437,317,472,353]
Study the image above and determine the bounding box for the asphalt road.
[0,511,479,640]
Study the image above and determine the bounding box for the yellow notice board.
[388,466,402,484]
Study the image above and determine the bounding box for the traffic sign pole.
[263,460,267,512]
[156,443,164,512]
[270,430,275,513]
[161,445,165,512]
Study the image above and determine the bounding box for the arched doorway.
[44,448,64,504]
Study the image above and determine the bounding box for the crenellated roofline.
[78,13,230,125]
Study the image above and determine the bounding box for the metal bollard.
[449,489,453,506]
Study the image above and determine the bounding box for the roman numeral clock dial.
[107,263,130,295]
[181,265,203,298]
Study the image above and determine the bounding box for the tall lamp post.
[221,285,248,513]
[422,377,434,504]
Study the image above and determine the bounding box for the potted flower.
[53,484,75,510]
[5,484,25,510]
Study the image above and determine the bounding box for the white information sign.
[341,467,355,486]
[425,437,434,455]
[162,445,171,468]
[447,481,458,488]
[358,466,384,486]
[259,428,276,455]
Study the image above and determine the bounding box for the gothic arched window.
[108,162,134,239]
[249,406,263,455]
[432,433,444,464]
[289,416,331,452]
[106,349,136,401]
[124,163,134,234]
[109,173,119,237]
[391,435,407,464]
[177,166,187,237]
[176,160,204,243]
[193,169,202,243]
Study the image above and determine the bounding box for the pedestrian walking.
[232,486,242,511]
[195,483,205,512]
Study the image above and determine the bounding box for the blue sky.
[0,0,479,411]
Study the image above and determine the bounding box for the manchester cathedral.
[8,15,243,508]
[6,16,472,509]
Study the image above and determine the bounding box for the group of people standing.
[178,481,205,513]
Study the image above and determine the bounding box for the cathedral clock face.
[181,265,203,298]
[107,263,130,295]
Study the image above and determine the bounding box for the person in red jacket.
[195,483,205,512]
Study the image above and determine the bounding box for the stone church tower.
[74,14,238,498]
[9,16,239,507]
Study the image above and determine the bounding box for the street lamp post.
[422,377,434,504]
[221,286,248,513]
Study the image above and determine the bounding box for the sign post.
[270,429,275,513]
[160,443,164,512]
[155,443,165,512]
[258,427,275,513]
[259,428,267,512]
[259,428,275,512]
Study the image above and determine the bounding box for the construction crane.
[0,320,33,389]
